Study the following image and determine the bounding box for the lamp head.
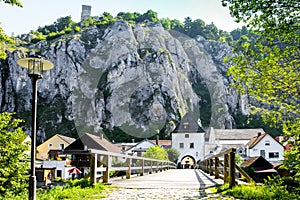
[17,55,54,77]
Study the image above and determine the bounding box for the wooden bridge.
[88,148,254,188]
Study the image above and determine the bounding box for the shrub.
[66,178,90,188]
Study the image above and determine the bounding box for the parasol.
[68,167,82,174]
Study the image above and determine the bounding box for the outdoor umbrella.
[68,167,82,174]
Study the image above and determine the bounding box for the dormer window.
[183,122,189,129]
[265,140,270,146]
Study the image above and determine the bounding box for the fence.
[89,149,177,185]
[198,148,255,187]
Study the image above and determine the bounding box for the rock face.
[0,20,248,141]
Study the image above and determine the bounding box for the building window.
[265,140,270,146]
[59,144,64,150]
[183,122,189,129]
[57,170,62,178]
[185,134,189,138]
[48,143,52,148]
[269,152,279,158]
[196,152,198,156]
[179,143,184,148]
[190,143,194,149]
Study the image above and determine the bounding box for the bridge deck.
[110,169,223,189]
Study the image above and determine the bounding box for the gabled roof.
[126,139,156,152]
[241,156,273,170]
[173,113,204,133]
[214,128,264,140]
[65,133,121,153]
[56,134,76,144]
[246,132,267,149]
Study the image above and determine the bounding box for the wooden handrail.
[198,148,255,187]
[89,149,177,184]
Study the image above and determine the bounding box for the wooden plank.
[235,164,256,184]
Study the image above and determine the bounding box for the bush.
[66,178,90,188]
[219,177,300,200]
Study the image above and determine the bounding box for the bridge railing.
[198,148,255,187]
[89,149,177,185]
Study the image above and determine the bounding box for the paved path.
[101,169,229,199]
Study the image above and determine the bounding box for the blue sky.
[0,0,242,36]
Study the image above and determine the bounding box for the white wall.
[43,160,73,180]
[249,134,284,162]
[172,133,205,163]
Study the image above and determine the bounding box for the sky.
[0,0,243,36]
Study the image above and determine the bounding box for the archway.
[181,155,196,169]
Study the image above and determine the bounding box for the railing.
[89,149,177,185]
[198,148,255,187]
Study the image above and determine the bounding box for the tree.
[136,10,159,23]
[222,0,300,180]
[0,112,30,198]
[143,146,168,160]
[165,148,179,163]
[0,0,22,59]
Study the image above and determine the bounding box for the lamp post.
[17,55,54,200]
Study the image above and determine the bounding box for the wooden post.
[229,150,236,187]
[103,155,111,183]
[215,157,219,179]
[224,154,229,183]
[89,153,97,185]
[140,159,145,176]
[126,158,131,179]
[209,159,214,176]
[149,161,153,174]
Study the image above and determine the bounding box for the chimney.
[132,139,135,143]
[257,132,261,137]
[99,134,103,140]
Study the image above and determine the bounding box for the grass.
[207,181,300,200]
[2,178,113,200]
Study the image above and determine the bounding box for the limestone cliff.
[0,20,248,141]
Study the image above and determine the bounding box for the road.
[101,169,225,199]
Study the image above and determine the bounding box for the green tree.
[0,0,22,59]
[143,146,168,160]
[222,0,300,180]
[136,10,159,23]
[0,112,30,198]
[165,148,179,163]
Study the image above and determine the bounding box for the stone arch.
[180,155,196,169]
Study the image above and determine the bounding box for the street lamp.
[17,55,54,200]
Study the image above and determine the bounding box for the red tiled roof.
[149,140,171,146]
[246,132,266,149]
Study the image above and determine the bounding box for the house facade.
[246,132,284,162]
[171,114,205,168]
[204,128,265,158]
[125,139,156,157]
[36,134,75,160]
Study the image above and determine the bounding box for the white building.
[246,132,284,162]
[42,160,75,180]
[205,128,265,158]
[171,114,205,168]
[125,139,156,157]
